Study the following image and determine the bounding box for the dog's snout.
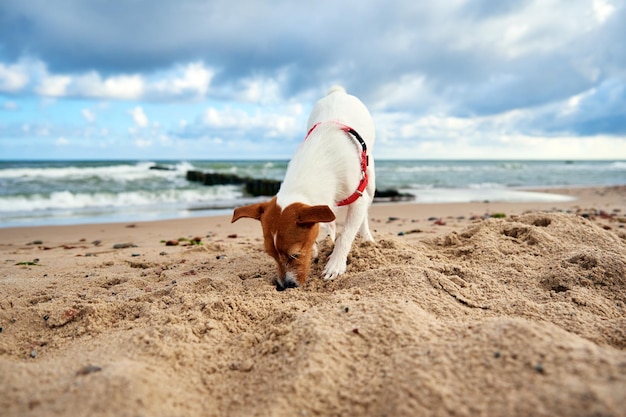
[274,274,299,291]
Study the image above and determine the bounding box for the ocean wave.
[0,186,242,213]
[403,188,576,204]
[468,182,508,189]
[0,161,196,181]
[391,165,475,173]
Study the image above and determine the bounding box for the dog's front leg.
[323,201,369,280]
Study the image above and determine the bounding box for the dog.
[231,86,375,290]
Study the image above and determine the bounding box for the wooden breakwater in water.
[185,170,415,201]
[186,170,282,197]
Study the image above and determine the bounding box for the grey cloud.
[1,0,625,138]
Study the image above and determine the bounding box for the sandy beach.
[1,186,625,417]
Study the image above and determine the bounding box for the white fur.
[276,86,376,280]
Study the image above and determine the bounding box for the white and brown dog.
[231,86,375,290]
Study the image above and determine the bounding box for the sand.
[1,186,625,417]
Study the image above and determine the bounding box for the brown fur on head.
[231,197,335,290]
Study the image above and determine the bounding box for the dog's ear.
[231,202,269,223]
[296,205,336,226]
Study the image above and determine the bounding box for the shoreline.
[1,185,624,238]
[2,184,625,231]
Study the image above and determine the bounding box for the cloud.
[0,61,29,92]
[36,73,72,96]
[593,0,616,23]
[151,62,213,99]
[73,72,145,100]
[197,103,301,138]
[55,137,69,146]
[134,138,152,148]
[0,58,219,101]
[129,107,149,128]
[81,108,96,123]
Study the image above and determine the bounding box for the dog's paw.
[323,256,347,280]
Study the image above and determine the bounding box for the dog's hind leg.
[322,221,337,242]
[358,217,374,241]
[358,161,376,242]
[323,200,368,280]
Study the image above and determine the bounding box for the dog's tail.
[327,85,346,95]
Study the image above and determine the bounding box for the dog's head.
[231,197,335,290]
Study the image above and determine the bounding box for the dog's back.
[278,87,375,208]
[307,86,375,151]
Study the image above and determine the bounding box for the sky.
[0,0,625,160]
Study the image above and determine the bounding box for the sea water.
[0,160,624,227]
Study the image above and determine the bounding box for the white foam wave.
[393,165,475,173]
[403,188,576,204]
[468,182,508,189]
[0,161,196,182]
[0,186,242,213]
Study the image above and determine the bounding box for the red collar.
[304,121,369,206]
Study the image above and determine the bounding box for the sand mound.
[1,213,625,416]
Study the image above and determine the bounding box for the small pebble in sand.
[30,349,37,358]
[228,234,238,239]
[230,361,254,372]
[113,243,137,249]
[398,229,422,236]
[76,365,102,376]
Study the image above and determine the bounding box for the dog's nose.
[275,276,299,291]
